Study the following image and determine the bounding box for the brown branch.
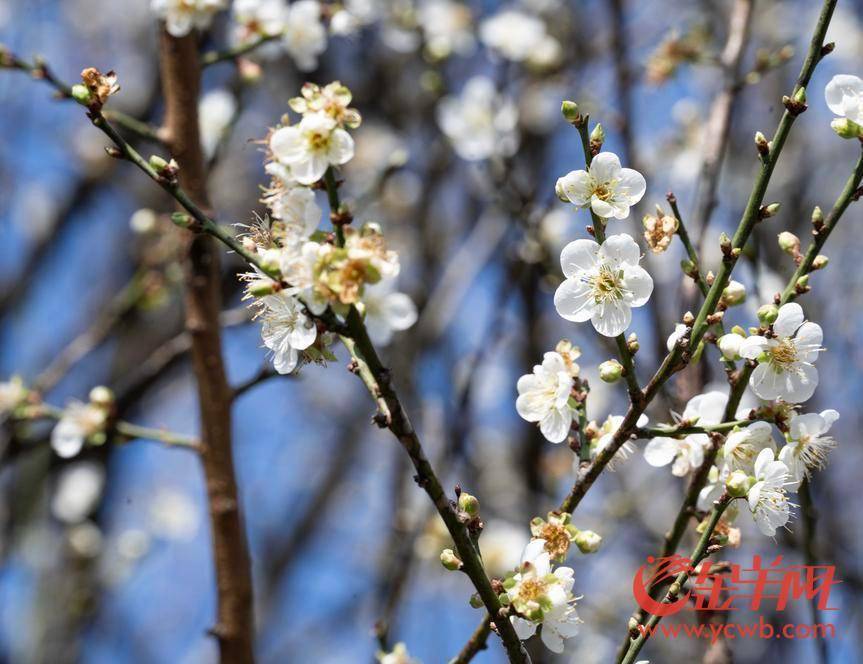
[158,29,254,663]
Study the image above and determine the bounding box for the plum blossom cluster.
[241,82,417,374]
[151,0,228,37]
[644,302,836,538]
[502,539,581,653]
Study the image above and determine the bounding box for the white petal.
[819,409,840,429]
[511,616,537,640]
[790,412,826,440]
[554,278,596,323]
[825,74,863,118]
[793,321,823,362]
[557,170,592,206]
[273,346,299,374]
[540,409,572,443]
[749,363,784,401]
[559,239,600,278]
[599,233,641,266]
[590,196,615,218]
[589,152,622,183]
[616,167,647,204]
[643,437,678,467]
[327,129,355,165]
[270,126,304,164]
[380,292,418,331]
[622,264,653,307]
[540,624,565,653]
[738,335,769,360]
[51,422,85,458]
[591,299,631,337]
[773,302,804,338]
[783,363,818,403]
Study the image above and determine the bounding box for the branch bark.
[158,29,255,663]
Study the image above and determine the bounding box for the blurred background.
[1,0,862,662]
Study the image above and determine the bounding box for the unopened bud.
[761,202,781,219]
[561,100,580,123]
[589,123,605,151]
[718,333,744,361]
[574,529,602,554]
[598,359,623,383]
[458,492,480,517]
[777,231,800,255]
[171,212,195,229]
[793,86,807,104]
[830,117,863,139]
[682,311,695,326]
[88,385,114,407]
[469,593,483,608]
[627,333,639,354]
[440,549,463,571]
[811,206,824,226]
[149,154,169,172]
[726,470,754,498]
[721,280,746,306]
[796,274,809,290]
[719,232,732,255]
[812,254,829,270]
[71,83,92,106]
[754,131,770,156]
[757,303,779,325]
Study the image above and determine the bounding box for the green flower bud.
[71,84,92,106]
[469,593,484,608]
[590,123,605,147]
[440,548,463,571]
[561,100,580,122]
[793,86,806,104]
[574,529,602,554]
[777,231,800,254]
[812,254,829,270]
[762,202,781,218]
[811,206,824,226]
[757,303,779,325]
[458,492,480,517]
[830,117,863,139]
[721,280,746,306]
[598,359,623,383]
[149,154,169,172]
[796,274,809,289]
[726,470,754,498]
[717,333,743,361]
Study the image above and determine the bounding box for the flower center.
[539,524,571,559]
[593,183,613,201]
[517,577,548,603]
[590,265,625,303]
[307,130,331,151]
[769,339,798,366]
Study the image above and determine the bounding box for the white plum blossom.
[360,279,418,346]
[718,332,744,360]
[198,89,237,159]
[283,0,327,71]
[516,352,576,443]
[644,391,727,477]
[51,401,108,459]
[233,0,287,41]
[723,421,777,474]
[779,409,839,485]
[418,0,475,60]
[264,184,322,239]
[51,462,105,524]
[554,234,654,337]
[479,9,558,66]
[150,0,227,37]
[747,448,793,536]
[825,74,863,125]
[506,539,582,653]
[556,152,646,220]
[269,113,355,185]
[739,302,823,403]
[590,413,648,469]
[257,290,317,373]
[436,76,519,161]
